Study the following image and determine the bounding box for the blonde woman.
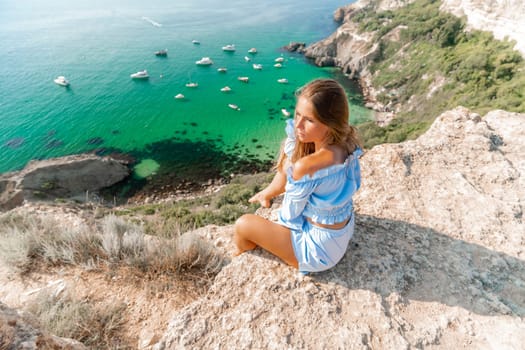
[234,78,363,273]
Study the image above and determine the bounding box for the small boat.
[130,70,149,79]
[54,76,69,86]
[228,104,240,111]
[196,57,213,65]
[281,108,291,117]
[252,63,262,70]
[237,76,249,83]
[174,93,185,99]
[248,48,257,54]
[244,56,251,62]
[274,63,283,68]
[220,86,231,92]
[185,82,198,88]
[155,49,168,56]
[275,57,285,63]
[192,39,200,45]
[277,78,288,84]
[222,44,236,52]
[217,67,227,73]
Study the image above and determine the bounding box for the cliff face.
[152,107,525,349]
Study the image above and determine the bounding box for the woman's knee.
[235,214,256,233]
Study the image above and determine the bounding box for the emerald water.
[0,0,370,185]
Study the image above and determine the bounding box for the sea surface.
[0,0,369,192]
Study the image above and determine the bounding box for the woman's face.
[294,96,329,145]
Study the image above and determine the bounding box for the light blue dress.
[278,119,362,272]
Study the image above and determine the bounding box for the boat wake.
[142,16,162,27]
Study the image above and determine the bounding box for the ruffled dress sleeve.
[283,118,295,159]
[279,119,312,229]
[278,173,316,230]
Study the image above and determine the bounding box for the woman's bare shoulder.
[292,148,344,180]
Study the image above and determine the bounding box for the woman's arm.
[249,168,286,208]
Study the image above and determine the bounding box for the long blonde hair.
[276,78,362,170]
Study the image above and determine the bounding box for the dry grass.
[25,291,128,349]
[0,210,225,348]
[0,213,103,274]
[0,212,224,277]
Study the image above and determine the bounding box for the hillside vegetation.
[354,0,525,147]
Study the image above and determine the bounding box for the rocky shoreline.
[0,149,273,210]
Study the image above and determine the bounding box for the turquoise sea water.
[0,0,369,189]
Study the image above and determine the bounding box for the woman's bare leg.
[234,214,298,268]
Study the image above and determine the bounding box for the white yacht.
[252,63,262,70]
[196,57,213,65]
[54,76,69,86]
[228,104,240,111]
[174,93,185,99]
[244,56,251,62]
[248,48,257,54]
[274,63,283,68]
[222,44,236,52]
[130,70,149,79]
[185,82,198,88]
[281,108,291,117]
[277,78,288,84]
[220,86,231,92]
[237,76,249,83]
[275,57,285,63]
[154,49,168,56]
[192,39,201,45]
[217,67,227,73]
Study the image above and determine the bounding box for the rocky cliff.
[151,107,525,349]
[0,154,130,211]
[2,108,523,349]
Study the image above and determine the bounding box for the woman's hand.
[249,190,271,208]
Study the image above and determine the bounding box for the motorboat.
[185,82,198,88]
[130,70,149,79]
[252,63,262,70]
[222,44,236,52]
[217,67,227,73]
[244,56,251,62]
[220,86,231,92]
[174,93,185,99]
[192,39,200,45]
[275,57,285,63]
[155,49,168,56]
[281,108,291,117]
[248,48,257,54]
[196,57,213,65]
[277,78,288,84]
[228,104,240,111]
[237,76,249,83]
[54,76,69,86]
[274,63,283,68]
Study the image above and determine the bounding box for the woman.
[234,78,363,273]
